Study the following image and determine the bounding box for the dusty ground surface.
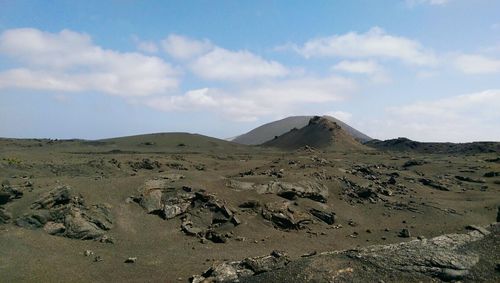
[0,134,499,282]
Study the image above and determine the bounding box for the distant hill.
[97,132,251,152]
[232,115,372,145]
[263,116,368,151]
[366,137,500,154]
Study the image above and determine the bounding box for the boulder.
[309,208,336,225]
[0,207,12,224]
[16,186,113,242]
[192,251,290,282]
[30,186,77,209]
[403,159,427,168]
[0,185,23,205]
[419,178,449,191]
[261,201,312,230]
[227,180,329,203]
[133,182,238,243]
[455,175,485,183]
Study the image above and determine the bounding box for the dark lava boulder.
[261,201,312,230]
[309,208,336,225]
[133,179,240,243]
[0,207,12,224]
[16,186,113,242]
[0,185,23,205]
[191,250,290,283]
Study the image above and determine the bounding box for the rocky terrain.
[0,118,499,282]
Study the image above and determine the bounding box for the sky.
[0,0,499,142]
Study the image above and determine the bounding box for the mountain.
[231,115,372,145]
[262,116,368,151]
[366,137,500,154]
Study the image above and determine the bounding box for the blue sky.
[0,0,499,142]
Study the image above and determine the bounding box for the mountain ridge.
[231,115,372,145]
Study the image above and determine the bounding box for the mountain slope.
[232,115,372,145]
[366,137,500,154]
[263,116,368,151]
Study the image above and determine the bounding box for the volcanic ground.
[0,123,499,282]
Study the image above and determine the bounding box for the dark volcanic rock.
[403,159,426,168]
[399,228,411,238]
[30,186,74,209]
[16,186,113,242]
[0,185,23,205]
[261,201,312,230]
[484,171,500,177]
[227,180,329,203]
[455,175,485,183]
[191,251,290,283]
[419,178,449,191]
[130,158,160,170]
[0,207,12,224]
[309,208,336,225]
[134,179,239,243]
[272,181,329,203]
[227,224,499,283]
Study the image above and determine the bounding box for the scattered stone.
[387,176,397,185]
[483,171,500,177]
[94,256,103,262]
[419,178,449,191]
[0,207,12,224]
[130,159,160,170]
[125,257,137,263]
[455,175,485,183]
[403,159,426,168]
[83,250,94,256]
[0,185,23,205]
[399,228,411,238]
[239,200,261,210]
[465,225,490,236]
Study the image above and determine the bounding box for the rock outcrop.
[227,180,328,203]
[132,179,240,243]
[15,186,113,242]
[191,224,499,282]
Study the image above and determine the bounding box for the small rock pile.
[191,250,290,283]
[132,179,240,243]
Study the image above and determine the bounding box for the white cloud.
[366,89,500,142]
[161,34,213,60]
[189,47,289,81]
[406,0,451,7]
[138,42,159,53]
[161,34,290,81]
[454,54,500,74]
[145,75,357,122]
[294,27,437,66]
[332,60,391,83]
[332,60,379,74]
[324,111,353,122]
[0,28,178,96]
